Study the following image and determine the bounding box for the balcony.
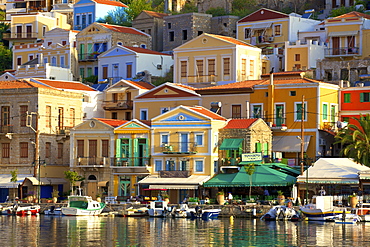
[111,157,150,167]
[3,32,38,40]
[221,157,241,166]
[0,125,14,134]
[76,157,109,167]
[102,100,133,111]
[321,122,336,132]
[74,24,88,31]
[56,126,72,135]
[78,52,101,62]
[161,142,198,154]
[325,47,360,57]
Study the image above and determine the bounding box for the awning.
[219,138,243,150]
[270,163,301,176]
[24,177,67,185]
[150,185,198,190]
[98,181,109,187]
[272,135,311,152]
[107,87,128,93]
[251,23,272,29]
[203,164,296,187]
[328,31,358,37]
[0,174,32,188]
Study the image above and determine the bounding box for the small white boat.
[190,206,221,220]
[170,204,195,218]
[260,205,301,221]
[61,196,105,216]
[332,214,362,224]
[300,196,348,221]
[148,200,170,217]
[44,206,62,215]
[120,207,149,217]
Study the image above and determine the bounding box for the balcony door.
[26,26,32,38]
[332,37,340,55]
[180,133,188,152]
[16,26,22,38]
[275,104,284,126]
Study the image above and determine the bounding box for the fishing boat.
[61,196,105,216]
[260,205,301,221]
[148,200,170,217]
[7,205,40,216]
[300,196,348,221]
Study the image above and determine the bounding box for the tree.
[231,0,258,18]
[335,114,370,167]
[244,164,256,199]
[98,7,129,26]
[124,0,153,24]
[329,5,364,17]
[10,169,18,201]
[0,44,12,72]
[64,171,84,195]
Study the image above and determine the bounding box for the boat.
[44,206,62,215]
[61,195,105,216]
[7,205,41,216]
[190,206,221,220]
[327,213,362,224]
[170,204,195,218]
[300,196,349,221]
[148,200,170,217]
[119,207,149,217]
[260,205,301,221]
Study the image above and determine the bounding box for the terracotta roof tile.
[332,11,370,20]
[34,79,96,91]
[174,83,197,91]
[197,80,266,90]
[223,119,258,129]
[125,80,155,90]
[206,33,253,47]
[123,46,171,56]
[187,106,226,121]
[143,10,168,19]
[0,80,52,90]
[94,118,128,127]
[257,78,323,85]
[99,23,148,36]
[92,0,128,7]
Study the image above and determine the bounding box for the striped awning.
[328,31,358,37]
[150,185,198,190]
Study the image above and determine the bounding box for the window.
[244,28,251,39]
[58,143,63,159]
[196,60,203,82]
[360,93,370,103]
[295,54,300,61]
[241,59,246,76]
[126,63,132,78]
[20,142,28,158]
[169,31,174,42]
[252,105,262,118]
[194,133,203,146]
[290,91,296,96]
[274,25,281,36]
[295,102,307,121]
[147,29,151,35]
[76,16,80,25]
[198,31,203,36]
[232,105,241,118]
[1,106,10,126]
[322,103,328,121]
[344,93,351,103]
[88,14,92,24]
[168,23,171,29]
[80,68,85,79]
[208,59,215,77]
[195,160,204,172]
[330,105,337,123]
[60,56,65,68]
[77,140,84,157]
[161,107,170,114]
[89,140,97,158]
[58,107,64,128]
[87,67,92,77]
[102,66,108,79]
[62,40,67,46]
[46,105,51,127]
[223,58,230,76]
[17,57,22,65]
[155,160,163,172]
[70,108,75,127]
[161,134,169,145]
[140,109,148,120]
[180,61,187,78]
[102,140,109,157]
[182,30,187,40]
[45,142,51,158]
[2,143,10,158]
[20,105,28,127]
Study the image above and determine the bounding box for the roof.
[91,83,109,91]
[124,80,155,90]
[142,10,168,19]
[186,106,226,121]
[98,23,148,36]
[258,77,323,85]
[0,80,51,90]
[123,46,171,56]
[197,80,264,91]
[238,8,289,23]
[33,79,96,91]
[92,0,128,7]
[223,119,258,129]
[206,33,254,47]
[94,118,128,127]
[332,11,370,20]
[261,71,305,78]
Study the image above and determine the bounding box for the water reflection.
[1,216,370,246]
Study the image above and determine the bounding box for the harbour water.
[1,215,370,246]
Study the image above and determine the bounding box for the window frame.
[194,159,204,173]
[294,102,307,121]
[154,159,163,172]
[322,103,328,121]
[140,109,148,120]
[194,132,204,147]
[343,93,351,103]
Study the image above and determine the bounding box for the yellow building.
[173,32,261,88]
[138,105,227,203]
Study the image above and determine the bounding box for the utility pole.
[300,95,305,175]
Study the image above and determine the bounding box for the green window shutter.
[360,93,364,102]
[263,143,268,156]
[297,104,302,120]
[255,143,262,152]
[116,139,121,158]
[144,138,149,157]
[133,139,138,157]
[344,93,350,103]
[323,104,328,120]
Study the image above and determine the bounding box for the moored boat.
[190,206,221,220]
[148,200,170,217]
[260,205,301,221]
[44,206,62,215]
[170,204,195,218]
[61,196,105,216]
[300,196,348,221]
[119,207,149,217]
[7,205,40,216]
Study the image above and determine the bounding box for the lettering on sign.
[241,153,262,162]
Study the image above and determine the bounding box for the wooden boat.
[300,196,348,221]
[260,205,301,221]
[7,205,40,216]
[120,207,149,217]
[148,200,170,217]
[61,196,105,216]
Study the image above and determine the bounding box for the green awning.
[270,163,301,176]
[203,164,296,187]
[219,138,243,150]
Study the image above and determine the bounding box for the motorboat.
[148,200,170,217]
[190,206,221,220]
[260,205,301,221]
[170,204,195,218]
[327,213,362,224]
[7,205,40,216]
[44,206,62,215]
[61,196,105,216]
[119,207,149,217]
[300,196,349,221]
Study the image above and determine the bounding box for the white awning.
[138,175,210,189]
[150,185,198,190]
[0,174,32,188]
[328,31,358,37]
[98,181,109,187]
[24,177,67,185]
[251,23,272,29]
[107,87,128,93]
[272,135,311,152]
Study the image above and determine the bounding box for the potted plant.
[216,191,225,205]
[188,197,199,205]
[277,190,285,205]
[52,190,59,203]
[162,193,170,203]
[349,193,358,208]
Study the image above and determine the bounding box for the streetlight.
[33,156,45,202]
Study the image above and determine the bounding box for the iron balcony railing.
[102,100,133,110]
[56,126,72,135]
[76,157,110,166]
[78,52,101,61]
[161,142,198,154]
[111,157,150,167]
[3,32,38,40]
[325,47,360,56]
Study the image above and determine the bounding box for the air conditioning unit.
[268,37,274,42]
[319,138,326,145]
[157,64,162,70]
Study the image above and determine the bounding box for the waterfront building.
[236,8,320,72]
[173,33,262,88]
[97,45,173,84]
[76,22,151,81]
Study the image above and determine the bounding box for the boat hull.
[7,205,40,216]
[61,207,104,216]
[300,208,345,221]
